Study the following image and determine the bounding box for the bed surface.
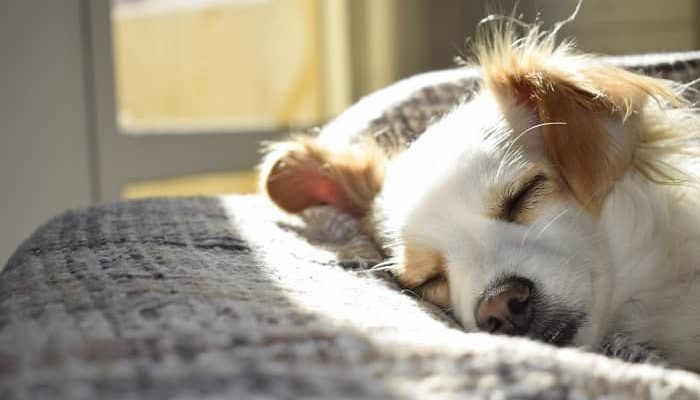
[2,195,700,399]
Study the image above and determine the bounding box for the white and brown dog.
[260,23,700,370]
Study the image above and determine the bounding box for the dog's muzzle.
[475,275,585,346]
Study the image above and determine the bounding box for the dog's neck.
[601,171,700,368]
[603,172,699,314]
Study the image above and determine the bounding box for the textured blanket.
[2,196,700,400]
[4,51,700,399]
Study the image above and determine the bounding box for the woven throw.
[3,196,700,400]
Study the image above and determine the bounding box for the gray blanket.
[2,196,700,399]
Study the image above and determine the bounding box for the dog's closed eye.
[413,274,450,308]
[495,174,553,224]
[393,245,452,309]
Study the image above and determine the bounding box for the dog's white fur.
[377,84,700,368]
[261,22,700,370]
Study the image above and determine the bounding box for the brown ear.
[260,136,385,217]
[480,34,680,213]
[513,73,637,213]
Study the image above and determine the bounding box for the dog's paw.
[599,332,667,366]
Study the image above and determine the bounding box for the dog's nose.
[475,277,533,335]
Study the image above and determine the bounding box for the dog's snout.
[475,277,534,335]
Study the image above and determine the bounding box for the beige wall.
[349,0,697,99]
[538,0,697,54]
[0,0,93,267]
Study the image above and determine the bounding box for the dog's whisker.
[534,209,569,240]
[496,121,568,181]
[559,249,584,271]
[518,222,538,254]
[518,207,570,256]
[368,260,397,272]
[674,76,700,98]
[400,288,422,299]
[558,232,608,271]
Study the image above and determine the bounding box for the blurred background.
[1,0,699,266]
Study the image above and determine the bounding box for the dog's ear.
[480,33,680,213]
[260,136,385,217]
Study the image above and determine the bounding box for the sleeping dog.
[260,21,700,370]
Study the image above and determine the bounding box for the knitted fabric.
[3,196,700,400]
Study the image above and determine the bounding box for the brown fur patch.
[393,244,450,308]
[413,275,451,309]
[476,24,683,214]
[485,170,560,224]
[261,136,386,217]
[535,77,636,214]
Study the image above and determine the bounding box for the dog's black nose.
[475,277,534,335]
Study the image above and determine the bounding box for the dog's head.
[261,25,683,348]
